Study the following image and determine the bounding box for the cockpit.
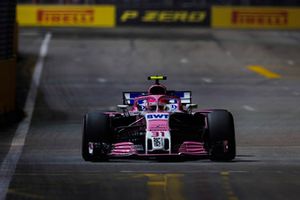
[135,96,180,112]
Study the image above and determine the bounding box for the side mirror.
[117,105,129,116]
[186,104,198,113]
[117,105,129,109]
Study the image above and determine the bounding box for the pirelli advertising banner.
[117,8,210,26]
[17,5,115,27]
[212,6,300,29]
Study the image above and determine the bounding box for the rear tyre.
[82,112,110,161]
[207,110,236,161]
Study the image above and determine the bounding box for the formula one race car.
[82,76,236,161]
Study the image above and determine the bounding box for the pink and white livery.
[82,76,236,161]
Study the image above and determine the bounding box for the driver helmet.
[148,98,157,111]
[158,98,169,111]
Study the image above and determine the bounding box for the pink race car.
[82,76,236,161]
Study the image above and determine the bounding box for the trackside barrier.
[212,6,300,29]
[17,5,115,27]
[0,58,16,113]
[17,5,300,29]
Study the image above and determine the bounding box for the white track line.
[243,105,256,112]
[0,33,51,200]
[226,51,232,56]
[97,77,107,83]
[201,78,213,83]
[287,60,294,65]
[180,58,188,64]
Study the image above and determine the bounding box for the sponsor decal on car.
[146,114,169,132]
[148,123,168,131]
[153,137,163,148]
[146,113,169,120]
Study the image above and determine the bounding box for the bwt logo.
[146,114,169,119]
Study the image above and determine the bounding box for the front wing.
[89,141,208,158]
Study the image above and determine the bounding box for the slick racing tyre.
[207,110,236,161]
[82,112,110,161]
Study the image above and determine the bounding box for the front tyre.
[207,110,236,161]
[82,112,110,161]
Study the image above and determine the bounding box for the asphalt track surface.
[1,28,300,200]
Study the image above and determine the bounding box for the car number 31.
[151,132,165,137]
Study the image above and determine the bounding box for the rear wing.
[123,91,192,105]
[123,92,147,105]
[168,91,192,105]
